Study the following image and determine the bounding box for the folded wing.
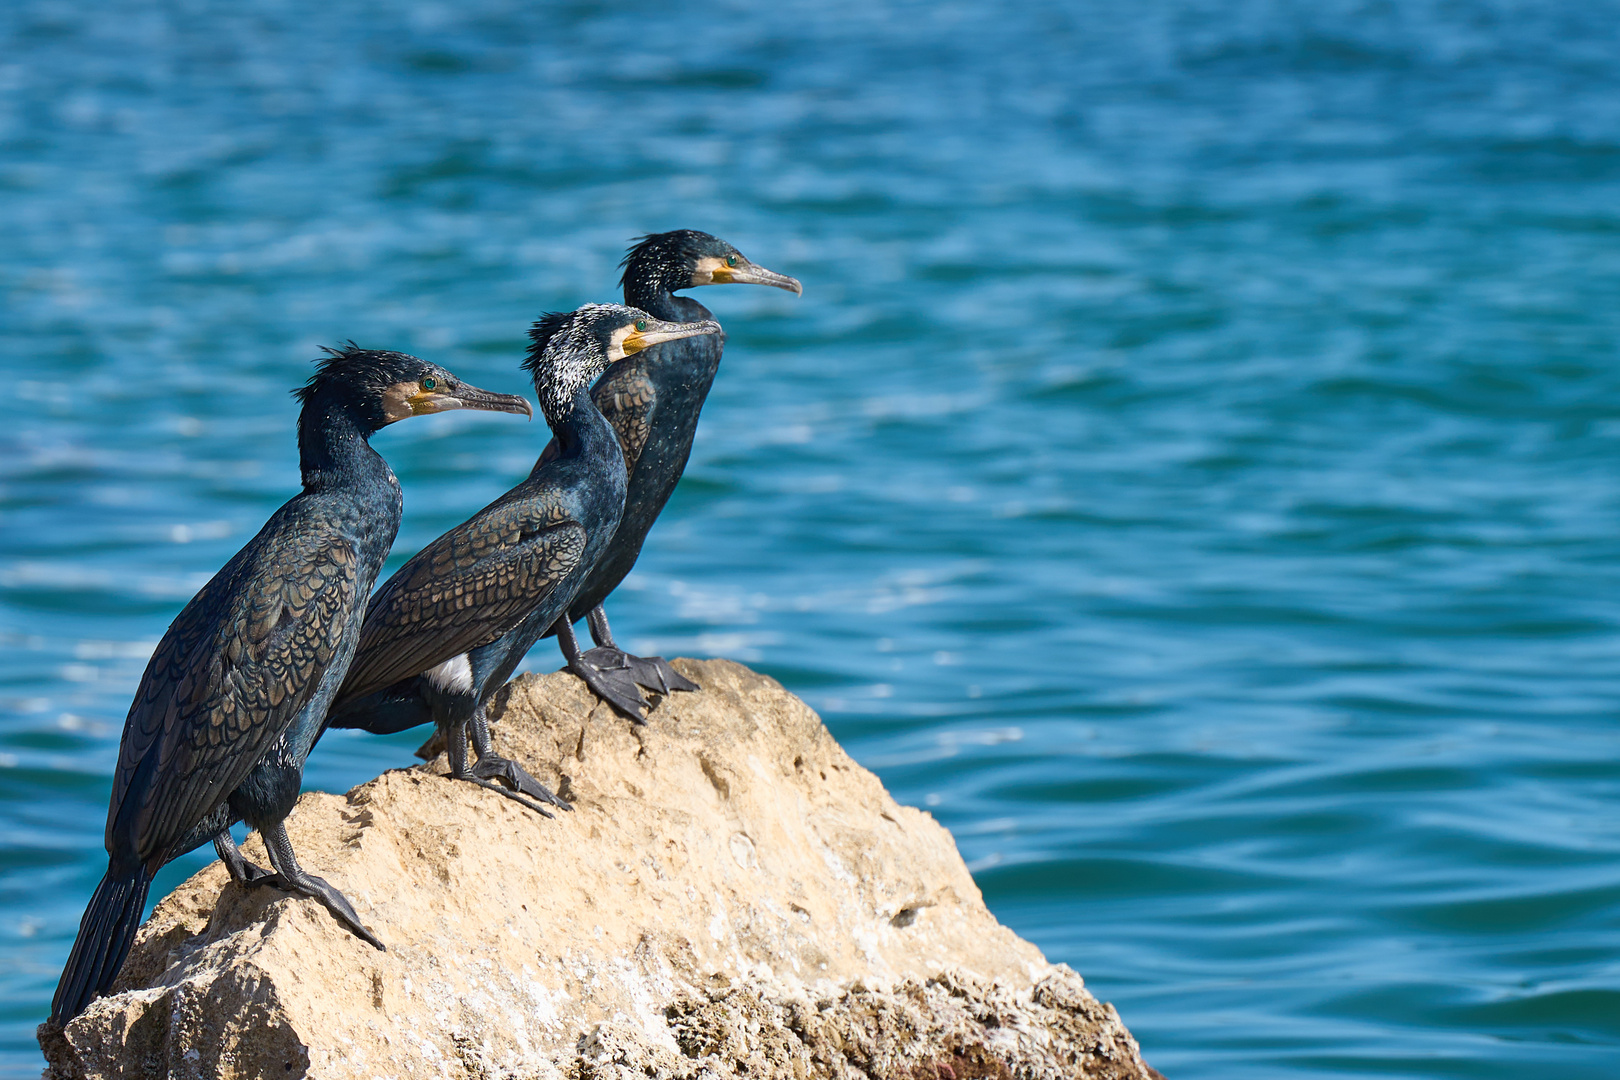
[336,493,587,705]
[108,527,360,863]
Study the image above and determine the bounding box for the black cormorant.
[323,305,721,809]
[49,350,531,1026]
[543,231,801,719]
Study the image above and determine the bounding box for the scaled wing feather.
[336,497,587,704]
[107,530,360,863]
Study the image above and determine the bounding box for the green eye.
[634,319,647,332]
[420,377,437,391]
[726,255,738,267]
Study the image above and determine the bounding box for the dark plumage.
[322,305,721,809]
[542,231,801,719]
[49,350,531,1026]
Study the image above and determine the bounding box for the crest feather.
[618,230,724,293]
[523,303,634,418]
[293,342,410,404]
[524,312,574,378]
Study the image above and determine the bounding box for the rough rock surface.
[41,660,1158,1080]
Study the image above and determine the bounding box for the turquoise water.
[4,1,1620,1075]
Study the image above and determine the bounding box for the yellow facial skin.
[380,379,533,424]
[379,382,420,422]
[611,317,724,362]
[691,255,730,286]
[404,385,457,415]
[607,323,637,363]
[690,255,803,295]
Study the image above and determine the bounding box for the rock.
[40,660,1160,1080]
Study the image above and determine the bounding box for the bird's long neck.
[625,277,712,324]
[543,385,617,461]
[296,395,392,496]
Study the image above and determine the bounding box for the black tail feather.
[49,866,153,1026]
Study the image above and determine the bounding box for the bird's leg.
[466,706,571,812]
[255,822,384,951]
[555,617,650,723]
[444,714,560,818]
[214,831,274,886]
[586,605,616,649]
[578,606,700,697]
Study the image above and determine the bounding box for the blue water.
[4,1,1620,1075]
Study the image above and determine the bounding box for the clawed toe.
[470,754,572,811]
[216,832,275,887]
[581,646,698,696]
[569,659,649,723]
[454,711,569,816]
[232,861,277,886]
[626,654,699,695]
[452,772,559,817]
[596,667,652,722]
[263,871,385,950]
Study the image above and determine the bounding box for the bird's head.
[295,344,533,433]
[621,230,802,301]
[524,303,722,419]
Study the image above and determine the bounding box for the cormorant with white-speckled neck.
[323,305,722,806]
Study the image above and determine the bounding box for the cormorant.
[323,305,721,809]
[49,350,531,1026]
[543,231,801,719]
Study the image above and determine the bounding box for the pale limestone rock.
[41,660,1158,1080]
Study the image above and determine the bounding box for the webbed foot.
[450,708,571,816]
[215,832,274,886]
[580,646,699,696]
[447,772,561,817]
[568,655,651,723]
[556,616,649,723]
[258,870,386,950]
[259,823,384,950]
[469,753,572,812]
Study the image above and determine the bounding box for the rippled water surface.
[4,1,1620,1075]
